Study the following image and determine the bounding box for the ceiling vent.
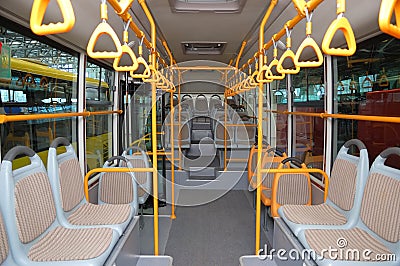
[169,0,247,13]
[181,42,227,55]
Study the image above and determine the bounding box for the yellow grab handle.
[361,76,373,89]
[295,37,324,67]
[266,59,285,80]
[130,57,151,79]
[113,44,139,71]
[322,17,356,56]
[87,22,122,59]
[257,64,273,83]
[277,49,300,74]
[292,0,307,16]
[379,74,389,87]
[115,0,135,15]
[30,0,75,35]
[142,66,159,82]
[379,0,400,38]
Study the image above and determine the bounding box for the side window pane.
[0,26,78,166]
[85,62,114,170]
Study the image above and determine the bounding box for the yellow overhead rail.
[321,0,356,56]
[113,19,139,71]
[87,0,122,59]
[294,7,323,67]
[379,0,400,38]
[30,0,75,35]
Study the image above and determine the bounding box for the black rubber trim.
[106,156,128,163]
[281,157,303,165]
[196,94,206,98]
[380,147,400,159]
[344,139,366,150]
[3,146,36,161]
[50,137,70,148]
[182,94,192,100]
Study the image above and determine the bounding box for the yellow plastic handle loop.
[30,0,75,35]
[87,22,123,59]
[267,58,286,80]
[257,64,273,83]
[277,49,300,74]
[295,37,324,68]
[379,74,389,87]
[113,44,139,71]
[322,17,356,56]
[379,0,400,38]
[130,57,151,79]
[362,76,373,89]
[292,0,307,16]
[115,0,135,15]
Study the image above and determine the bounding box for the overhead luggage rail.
[30,0,75,35]
[321,0,356,56]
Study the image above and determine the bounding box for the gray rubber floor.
[164,190,259,266]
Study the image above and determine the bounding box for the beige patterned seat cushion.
[29,227,113,261]
[0,213,8,264]
[282,204,347,225]
[305,228,392,261]
[68,203,130,225]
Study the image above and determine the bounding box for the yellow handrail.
[266,37,286,80]
[321,0,356,56]
[295,7,323,67]
[87,1,122,59]
[114,0,135,15]
[260,168,329,203]
[113,19,139,72]
[130,40,151,79]
[236,41,248,69]
[240,0,325,72]
[277,26,300,74]
[30,0,75,35]
[256,0,278,255]
[138,0,159,256]
[265,109,400,124]
[0,110,122,124]
[379,0,400,38]
[84,167,154,201]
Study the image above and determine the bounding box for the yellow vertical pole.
[138,0,158,255]
[256,0,278,255]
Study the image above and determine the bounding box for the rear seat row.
[0,137,151,265]
[250,139,399,264]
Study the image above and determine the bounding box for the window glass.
[0,25,78,166]
[292,67,325,175]
[334,34,400,167]
[85,61,114,170]
[270,78,288,153]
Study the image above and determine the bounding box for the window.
[0,22,78,165]
[85,61,114,170]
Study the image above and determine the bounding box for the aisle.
[165,190,257,266]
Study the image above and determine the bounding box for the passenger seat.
[0,146,119,265]
[47,137,133,236]
[279,139,369,236]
